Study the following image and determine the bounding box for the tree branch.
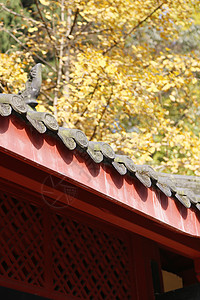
[34,0,58,56]
[43,84,57,91]
[0,27,56,71]
[0,3,44,27]
[74,77,100,127]
[53,0,65,117]
[40,90,54,107]
[73,18,91,38]
[67,8,79,37]
[103,2,165,55]
[0,82,7,93]
[90,86,113,140]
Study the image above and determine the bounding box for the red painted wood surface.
[0,115,200,238]
[0,188,137,299]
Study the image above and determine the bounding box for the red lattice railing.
[0,193,45,288]
[52,214,131,299]
[0,189,133,299]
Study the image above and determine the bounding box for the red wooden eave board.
[0,115,200,237]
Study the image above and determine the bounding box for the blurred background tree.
[0,0,200,175]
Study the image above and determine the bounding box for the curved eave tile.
[0,92,200,212]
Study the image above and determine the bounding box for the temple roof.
[0,64,200,212]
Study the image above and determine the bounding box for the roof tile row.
[0,64,199,211]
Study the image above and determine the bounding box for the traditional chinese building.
[0,64,200,299]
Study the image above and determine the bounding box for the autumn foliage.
[0,0,200,174]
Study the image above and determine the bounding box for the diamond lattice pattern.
[0,192,44,287]
[52,214,132,299]
[0,190,132,299]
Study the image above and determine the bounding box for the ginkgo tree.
[0,0,200,175]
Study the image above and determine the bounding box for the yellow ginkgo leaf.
[39,0,50,5]
[28,27,38,33]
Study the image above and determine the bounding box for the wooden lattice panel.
[0,192,44,287]
[0,188,133,299]
[52,214,132,299]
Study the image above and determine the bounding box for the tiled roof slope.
[0,63,200,211]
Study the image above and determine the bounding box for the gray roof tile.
[0,64,200,212]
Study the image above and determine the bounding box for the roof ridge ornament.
[18,63,42,109]
[0,63,42,114]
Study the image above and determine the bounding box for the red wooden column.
[131,234,163,300]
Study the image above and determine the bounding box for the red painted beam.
[0,115,200,238]
[0,161,200,258]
